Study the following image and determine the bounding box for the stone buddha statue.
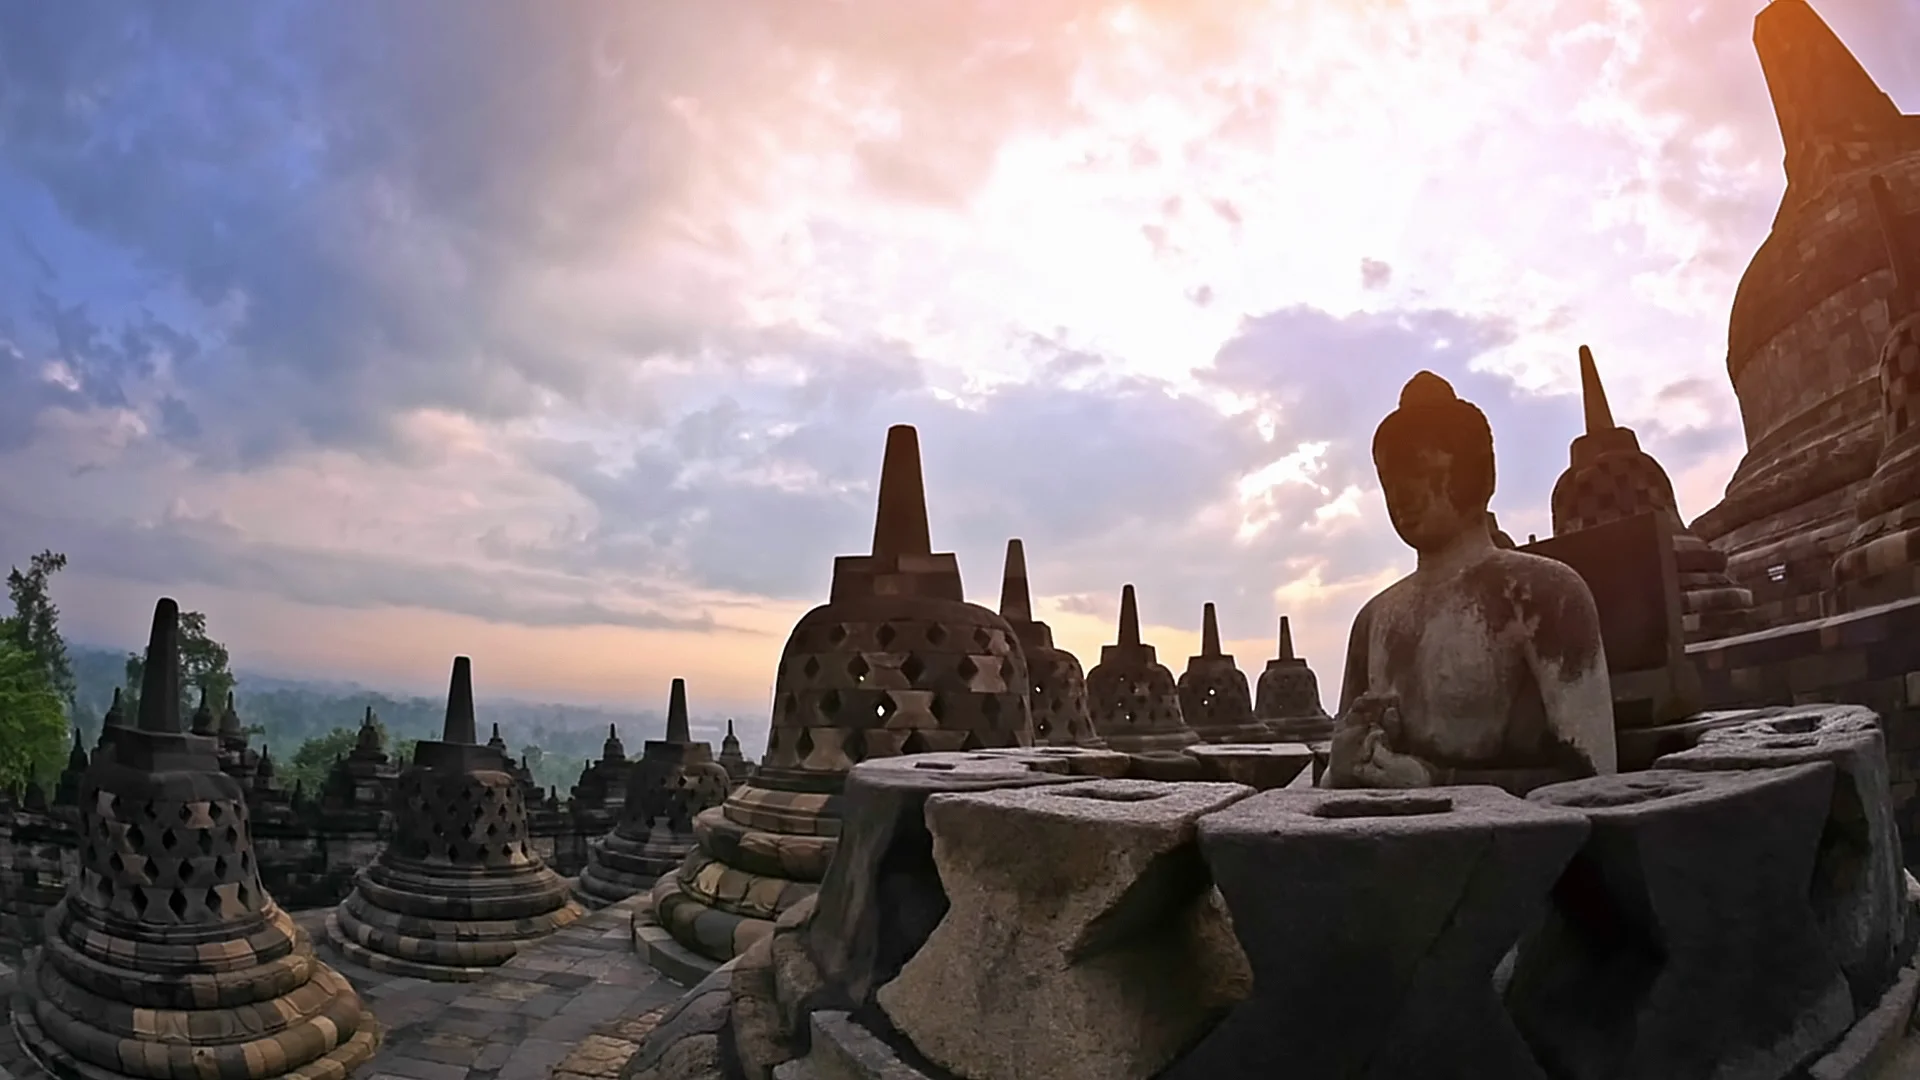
[1324,371,1617,793]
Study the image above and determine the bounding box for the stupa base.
[323,892,586,982]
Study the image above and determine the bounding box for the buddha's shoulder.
[1472,548,1591,591]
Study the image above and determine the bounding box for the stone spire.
[667,677,692,744]
[1551,346,1753,640]
[136,598,183,735]
[872,423,933,558]
[1178,603,1264,744]
[717,718,750,783]
[602,722,627,763]
[96,686,126,752]
[488,722,507,752]
[998,538,1100,747]
[444,655,477,745]
[54,727,87,806]
[190,686,217,736]
[1255,615,1333,742]
[1579,344,1615,434]
[1087,584,1195,753]
[999,538,1034,622]
[353,705,385,759]
[1754,0,1906,202]
[219,688,243,737]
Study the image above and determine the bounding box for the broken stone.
[877,779,1253,1080]
[1165,785,1590,1080]
[1512,766,1854,1080]
[807,754,1078,1013]
[1658,705,1906,1012]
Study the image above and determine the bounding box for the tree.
[124,608,235,718]
[0,638,70,792]
[285,726,364,795]
[4,550,75,708]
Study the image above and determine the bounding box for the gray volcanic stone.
[627,962,739,1080]
[1512,766,1853,1080]
[877,779,1253,1080]
[1182,742,1315,790]
[1658,705,1907,1013]
[806,754,1078,1013]
[1164,785,1590,1080]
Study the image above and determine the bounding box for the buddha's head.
[1372,371,1496,553]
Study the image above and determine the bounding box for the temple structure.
[1085,584,1197,753]
[575,679,731,909]
[716,721,751,784]
[10,598,378,1079]
[998,538,1100,747]
[325,656,583,981]
[1551,345,1754,641]
[1176,603,1267,744]
[1252,616,1333,743]
[1689,0,1920,625]
[633,424,1034,981]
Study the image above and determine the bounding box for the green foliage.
[123,609,235,718]
[3,549,75,708]
[0,638,71,792]
[284,726,364,795]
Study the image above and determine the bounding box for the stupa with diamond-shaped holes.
[998,538,1101,747]
[325,655,583,981]
[10,597,379,1080]
[632,424,1034,982]
[1086,583,1198,752]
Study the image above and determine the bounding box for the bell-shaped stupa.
[1085,584,1196,753]
[1550,345,1754,641]
[11,598,379,1079]
[999,538,1101,747]
[1253,615,1334,742]
[575,679,731,909]
[717,719,751,784]
[635,424,1033,981]
[1833,174,1920,611]
[1176,603,1266,743]
[326,656,583,980]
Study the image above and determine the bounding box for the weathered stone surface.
[1658,704,1907,1011]
[1513,766,1855,1080]
[1166,785,1589,1080]
[877,779,1253,1080]
[1331,372,1618,792]
[1182,742,1314,790]
[998,540,1101,749]
[806,755,1077,1013]
[962,746,1132,778]
[1253,616,1333,743]
[770,1011,934,1080]
[1177,604,1267,744]
[627,962,739,1080]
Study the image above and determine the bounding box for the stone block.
[876,779,1254,1080]
[1165,786,1590,1080]
[1181,742,1315,790]
[1657,705,1907,1010]
[1512,766,1854,1080]
[807,754,1078,1012]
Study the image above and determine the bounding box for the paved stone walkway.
[0,897,686,1080]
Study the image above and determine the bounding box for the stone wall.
[1687,594,1920,862]
[0,808,76,954]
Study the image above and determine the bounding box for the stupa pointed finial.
[362,705,375,727]
[726,718,736,737]
[1579,345,1616,435]
[104,687,125,729]
[1201,603,1222,657]
[1118,584,1142,647]
[1278,615,1295,660]
[487,722,505,749]
[443,656,477,745]
[999,538,1033,622]
[667,678,691,743]
[1871,174,1918,319]
[1753,0,1901,191]
[137,599,184,734]
[191,685,216,735]
[871,425,933,558]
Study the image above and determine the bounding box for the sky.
[3,0,1918,748]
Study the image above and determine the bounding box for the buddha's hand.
[1326,693,1399,787]
[1352,733,1436,788]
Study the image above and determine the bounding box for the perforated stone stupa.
[1253,616,1333,743]
[1176,604,1267,744]
[634,424,1033,982]
[10,597,378,1080]
[574,679,731,909]
[999,539,1100,748]
[325,656,582,981]
[717,721,750,784]
[1086,584,1197,753]
[1551,345,1754,641]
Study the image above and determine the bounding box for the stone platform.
[0,900,682,1080]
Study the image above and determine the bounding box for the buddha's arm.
[1526,570,1620,777]
[1320,601,1377,788]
